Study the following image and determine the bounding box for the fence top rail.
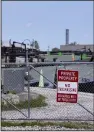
[2,62,94,65]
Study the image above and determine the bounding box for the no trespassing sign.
[57,70,78,103]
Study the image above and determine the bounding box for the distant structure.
[60,44,93,52]
[9,43,16,63]
[65,29,69,45]
[60,28,94,52]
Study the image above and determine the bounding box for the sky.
[2,1,93,50]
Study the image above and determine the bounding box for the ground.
[2,87,93,121]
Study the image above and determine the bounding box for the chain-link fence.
[1,62,94,122]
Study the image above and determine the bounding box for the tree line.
[30,39,40,50]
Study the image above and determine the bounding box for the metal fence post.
[26,49,30,119]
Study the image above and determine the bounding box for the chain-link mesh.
[1,62,94,122]
[1,64,29,119]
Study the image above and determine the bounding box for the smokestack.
[65,29,69,45]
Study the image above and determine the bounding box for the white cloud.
[26,22,32,28]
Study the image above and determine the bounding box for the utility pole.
[9,39,11,47]
[47,46,50,55]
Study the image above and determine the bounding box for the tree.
[34,40,39,50]
[70,42,77,45]
[31,39,40,50]
[30,39,35,48]
[52,47,60,51]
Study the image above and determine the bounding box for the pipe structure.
[13,40,32,63]
[2,46,93,56]
[13,41,26,62]
[22,39,32,63]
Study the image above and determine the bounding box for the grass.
[1,95,47,111]
[8,90,16,94]
[1,121,94,129]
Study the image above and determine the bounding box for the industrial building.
[60,29,93,52]
[60,44,93,52]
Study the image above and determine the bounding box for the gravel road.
[2,87,94,120]
[1,126,89,131]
